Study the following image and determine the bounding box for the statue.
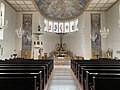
[106,48,113,59]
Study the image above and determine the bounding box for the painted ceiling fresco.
[35,0,88,20]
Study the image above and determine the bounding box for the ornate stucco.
[35,0,88,20]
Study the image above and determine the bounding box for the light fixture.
[15,8,25,38]
[0,18,8,30]
[100,26,109,38]
[16,27,25,38]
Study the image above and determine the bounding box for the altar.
[53,50,70,61]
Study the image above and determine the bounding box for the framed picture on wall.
[54,22,58,33]
[59,23,64,33]
[65,22,69,33]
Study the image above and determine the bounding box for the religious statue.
[106,48,113,59]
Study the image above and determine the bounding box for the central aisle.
[46,63,80,90]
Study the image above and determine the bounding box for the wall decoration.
[54,22,58,33]
[59,23,64,33]
[44,19,48,31]
[75,19,78,31]
[91,13,101,50]
[65,22,69,33]
[22,14,32,50]
[35,0,88,20]
[78,0,87,8]
[70,21,75,32]
[44,19,79,33]
[48,21,53,32]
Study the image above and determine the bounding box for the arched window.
[44,19,78,33]
[0,3,5,40]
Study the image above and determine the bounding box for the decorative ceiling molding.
[86,0,118,11]
[5,0,39,12]
[4,0,119,19]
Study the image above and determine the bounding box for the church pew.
[0,59,53,77]
[0,61,53,81]
[76,61,120,80]
[0,76,37,90]
[0,67,45,89]
[0,65,49,80]
[0,73,42,90]
[71,59,116,77]
[81,68,120,88]
[85,70,120,90]
[71,61,120,82]
[80,66,120,83]
[0,62,50,89]
[0,59,53,90]
[76,64,120,82]
[90,76,120,90]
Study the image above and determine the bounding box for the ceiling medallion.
[35,0,88,20]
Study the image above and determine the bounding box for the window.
[0,3,5,40]
[44,19,79,33]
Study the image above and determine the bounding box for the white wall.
[63,15,85,57]
[15,12,59,58]
[83,11,107,59]
[63,11,107,59]
[15,4,115,60]
[107,0,120,58]
[0,1,16,59]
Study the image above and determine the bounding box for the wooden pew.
[71,59,120,90]
[71,59,111,76]
[81,66,120,84]
[76,60,120,77]
[0,59,53,82]
[0,73,41,90]
[91,76,120,90]
[0,59,53,90]
[75,61,120,81]
[0,76,37,90]
[0,59,53,78]
[85,70,120,90]
[0,67,45,89]
[81,68,120,88]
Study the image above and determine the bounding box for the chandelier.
[0,19,8,30]
[100,27,109,38]
[16,27,25,38]
[16,8,25,38]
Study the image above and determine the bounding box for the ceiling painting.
[35,0,88,20]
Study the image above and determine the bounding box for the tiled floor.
[46,61,80,90]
